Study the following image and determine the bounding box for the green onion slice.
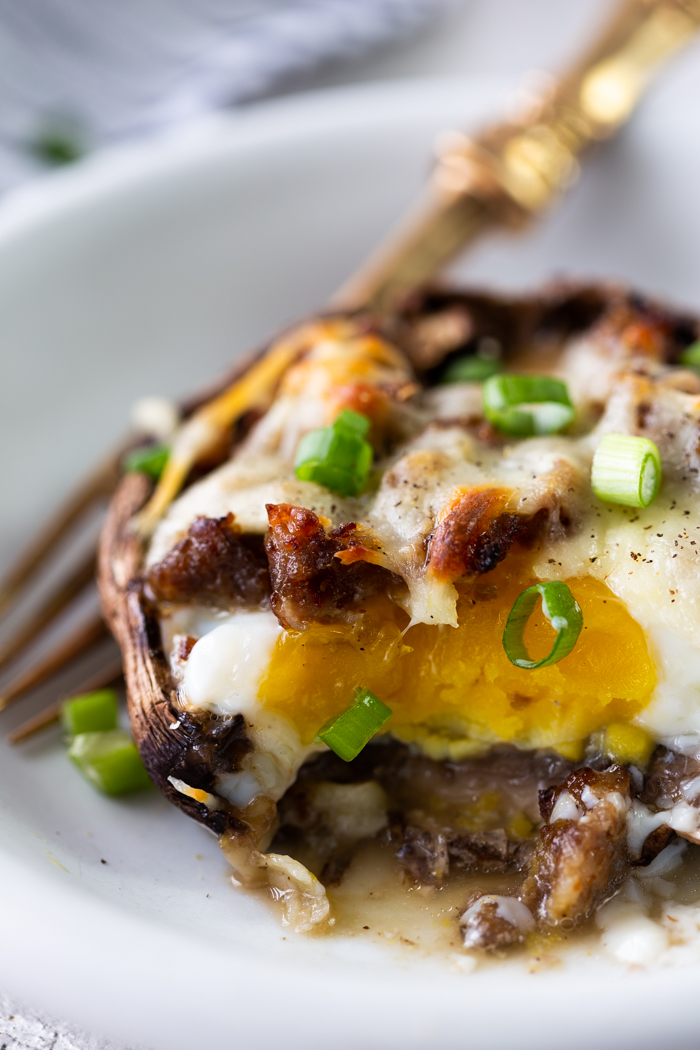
[482,375,574,436]
[123,443,169,481]
[31,128,84,167]
[679,339,700,370]
[503,581,583,670]
[332,408,370,437]
[316,687,392,762]
[441,354,501,384]
[68,730,152,795]
[61,689,118,738]
[591,433,662,508]
[294,409,373,498]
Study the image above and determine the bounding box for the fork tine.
[0,614,110,711]
[0,549,98,675]
[0,452,121,624]
[8,656,124,744]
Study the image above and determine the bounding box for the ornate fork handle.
[335,0,700,314]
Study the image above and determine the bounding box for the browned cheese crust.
[426,487,553,582]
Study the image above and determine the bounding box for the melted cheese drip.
[258,556,656,758]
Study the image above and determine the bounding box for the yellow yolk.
[603,722,656,768]
[259,557,657,759]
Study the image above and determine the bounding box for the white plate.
[1,74,700,1050]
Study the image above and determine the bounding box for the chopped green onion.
[68,730,151,795]
[441,354,502,384]
[503,581,583,670]
[294,409,373,498]
[123,443,169,481]
[61,689,118,738]
[591,433,662,508]
[679,339,700,370]
[331,408,370,437]
[31,128,84,166]
[316,687,392,762]
[482,374,574,436]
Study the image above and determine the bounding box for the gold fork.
[3,0,700,741]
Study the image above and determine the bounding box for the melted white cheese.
[148,323,700,816]
[151,323,700,634]
[636,838,687,879]
[490,895,535,931]
[549,791,583,823]
[627,799,700,855]
[637,627,700,742]
[147,453,355,566]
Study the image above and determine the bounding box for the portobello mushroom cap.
[97,281,700,928]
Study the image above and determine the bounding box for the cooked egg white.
[162,608,322,807]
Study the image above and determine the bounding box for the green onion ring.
[294,409,373,498]
[123,443,170,481]
[502,581,583,670]
[440,354,501,384]
[61,689,119,738]
[68,730,152,795]
[482,374,574,436]
[679,339,700,370]
[591,433,662,508]
[316,687,392,762]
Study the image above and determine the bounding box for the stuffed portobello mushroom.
[99,282,700,951]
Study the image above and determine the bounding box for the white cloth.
[0,993,120,1050]
[0,0,447,190]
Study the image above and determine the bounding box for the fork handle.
[335,0,700,314]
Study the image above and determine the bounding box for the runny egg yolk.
[258,556,657,760]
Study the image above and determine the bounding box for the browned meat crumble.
[397,825,533,884]
[520,767,631,926]
[642,746,700,813]
[265,503,403,630]
[147,512,270,608]
[272,743,700,952]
